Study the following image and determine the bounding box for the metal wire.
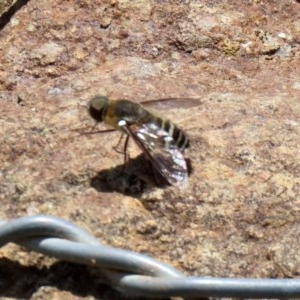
[1,215,300,299]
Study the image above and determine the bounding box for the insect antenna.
[71,128,116,135]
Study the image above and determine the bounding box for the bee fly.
[88,95,190,187]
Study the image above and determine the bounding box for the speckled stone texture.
[1,0,300,299]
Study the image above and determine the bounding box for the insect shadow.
[90,154,193,197]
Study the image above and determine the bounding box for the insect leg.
[113,133,126,154]
[123,135,130,164]
[92,121,98,131]
[112,133,130,166]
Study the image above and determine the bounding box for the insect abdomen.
[153,116,189,150]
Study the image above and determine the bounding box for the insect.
[87,95,190,187]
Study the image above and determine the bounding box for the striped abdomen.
[151,115,189,151]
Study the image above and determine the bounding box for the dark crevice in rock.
[0,0,30,31]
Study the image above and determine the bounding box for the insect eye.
[89,96,108,110]
[88,96,109,122]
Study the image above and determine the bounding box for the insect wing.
[134,122,188,186]
[141,97,200,110]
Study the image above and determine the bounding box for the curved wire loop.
[1,215,300,299]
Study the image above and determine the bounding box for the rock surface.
[1,0,300,299]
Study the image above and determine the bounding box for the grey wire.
[0,215,100,246]
[1,215,300,299]
[118,276,300,298]
[0,215,182,296]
